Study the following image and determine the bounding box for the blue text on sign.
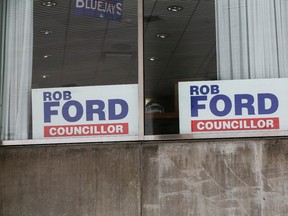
[43,91,129,123]
[189,85,279,117]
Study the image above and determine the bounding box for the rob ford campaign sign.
[32,84,138,139]
[178,78,288,134]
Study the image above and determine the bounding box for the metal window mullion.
[0,0,7,140]
[138,0,144,140]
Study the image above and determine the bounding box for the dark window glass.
[33,0,138,88]
[1,0,138,140]
[144,0,216,135]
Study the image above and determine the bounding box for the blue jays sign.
[74,0,123,21]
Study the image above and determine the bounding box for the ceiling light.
[148,57,159,61]
[167,5,183,12]
[43,54,52,59]
[41,75,50,79]
[41,1,57,7]
[156,33,169,39]
[40,30,53,35]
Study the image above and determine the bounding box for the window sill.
[1,130,288,146]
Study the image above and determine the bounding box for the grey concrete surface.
[142,139,288,216]
[0,143,141,216]
[1,139,288,216]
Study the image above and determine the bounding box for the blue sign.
[74,0,123,21]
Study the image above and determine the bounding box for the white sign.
[32,84,138,139]
[179,79,288,134]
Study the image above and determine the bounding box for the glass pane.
[1,0,138,140]
[33,0,138,88]
[144,0,216,135]
[216,0,288,79]
[144,0,288,136]
[0,0,6,140]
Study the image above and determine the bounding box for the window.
[1,0,138,140]
[144,0,288,135]
[1,0,288,141]
[144,0,216,135]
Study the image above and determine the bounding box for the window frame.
[1,0,288,145]
[0,0,6,141]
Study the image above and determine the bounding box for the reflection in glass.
[1,0,138,140]
[144,0,217,135]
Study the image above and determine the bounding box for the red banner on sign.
[191,117,279,132]
[44,123,128,137]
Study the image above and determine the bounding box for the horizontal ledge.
[2,130,288,146]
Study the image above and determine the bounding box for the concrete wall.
[1,138,288,216]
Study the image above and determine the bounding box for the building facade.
[1,0,288,215]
